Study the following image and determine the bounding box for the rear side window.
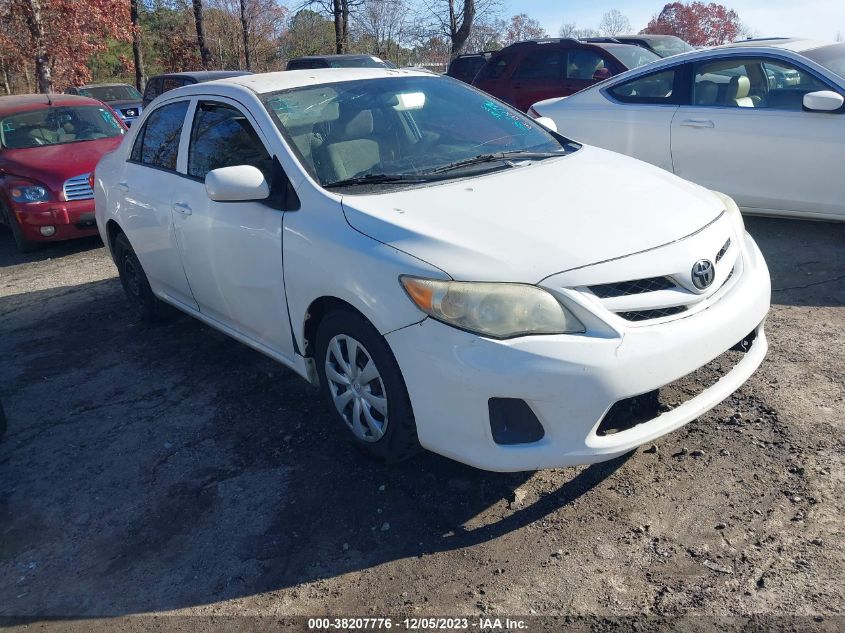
[476,56,510,81]
[188,102,271,180]
[143,78,161,102]
[515,49,564,81]
[609,69,677,103]
[130,100,188,170]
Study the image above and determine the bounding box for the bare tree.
[193,0,213,68]
[559,22,598,39]
[303,0,363,53]
[598,8,630,36]
[130,0,145,91]
[239,0,250,69]
[837,31,843,42]
[18,0,51,92]
[355,0,409,60]
[421,0,501,57]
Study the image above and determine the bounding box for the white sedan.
[529,39,845,222]
[95,68,770,471]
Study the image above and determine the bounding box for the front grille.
[616,306,688,322]
[590,276,676,299]
[63,174,93,201]
[715,238,731,263]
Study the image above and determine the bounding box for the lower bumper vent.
[489,398,545,445]
[616,306,687,322]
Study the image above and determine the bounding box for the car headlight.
[400,276,585,339]
[711,190,744,237]
[10,184,50,203]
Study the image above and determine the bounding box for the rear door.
[671,54,845,218]
[509,45,566,111]
[117,99,198,308]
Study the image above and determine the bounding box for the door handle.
[117,181,129,192]
[680,119,715,128]
[172,202,192,216]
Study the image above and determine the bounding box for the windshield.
[262,76,569,188]
[604,45,661,69]
[77,85,142,101]
[648,37,695,57]
[0,105,124,149]
[803,43,845,79]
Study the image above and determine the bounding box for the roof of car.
[153,70,253,81]
[616,34,683,42]
[720,38,831,53]
[290,55,379,61]
[174,67,432,96]
[0,93,105,116]
[77,82,134,88]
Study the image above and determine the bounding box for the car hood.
[1,136,123,195]
[341,146,725,283]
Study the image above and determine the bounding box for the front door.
[671,55,845,219]
[171,98,295,358]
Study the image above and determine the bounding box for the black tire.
[113,232,170,322]
[315,308,420,463]
[2,201,38,253]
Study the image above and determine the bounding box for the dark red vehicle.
[472,38,661,112]
[0,94,126,252]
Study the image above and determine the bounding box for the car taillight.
[527,106,540,119]
[88,173,95,191]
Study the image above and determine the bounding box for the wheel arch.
[302,296,372,360]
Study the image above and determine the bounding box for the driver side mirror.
[803,90,844,112]
[592,67,611,81]
[205,165,270,202]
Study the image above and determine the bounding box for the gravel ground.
[0,217,843,629]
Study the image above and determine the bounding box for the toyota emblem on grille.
[691,259,715,290]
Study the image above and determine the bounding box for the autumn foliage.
[642,1,744,46]
[3,0,131,92]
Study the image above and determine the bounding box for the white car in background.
[95,68,770,472]
[530,39,845,222]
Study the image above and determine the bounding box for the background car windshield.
[649,37,695,57]
[604,45,661,69]
[78,85,142,101]
[262,76,564,185]
[329,57,389,68]
[803,43,845,79]
[0,106,123,149]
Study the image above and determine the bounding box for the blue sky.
[508,0,845,42]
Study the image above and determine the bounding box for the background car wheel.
[315,309,420,463]
[113,232,169,322]
[1,202,38,254]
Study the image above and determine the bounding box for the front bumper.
[12,199,99,242]
[386,232,771,471]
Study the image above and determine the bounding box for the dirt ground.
[0,217,843,628]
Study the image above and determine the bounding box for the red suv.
[473,38,661,111]
[0,94,126,252]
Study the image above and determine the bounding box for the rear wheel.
[113,232,169,322]
[315,309,420,463]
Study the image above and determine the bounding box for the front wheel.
[315,309,420,463]
[113,232,169,322]
[1,202,38,253]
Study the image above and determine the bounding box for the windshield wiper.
[427,150,564,175]
[324,173,432,188]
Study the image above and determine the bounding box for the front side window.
[130,100,188,170]
[565,50,607,80]
[188,102,271,180]
[263,76,572,188]
[476,56,510,80]
[609,69,677,103]
[0,105,124,149]
[694,57,831,110]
